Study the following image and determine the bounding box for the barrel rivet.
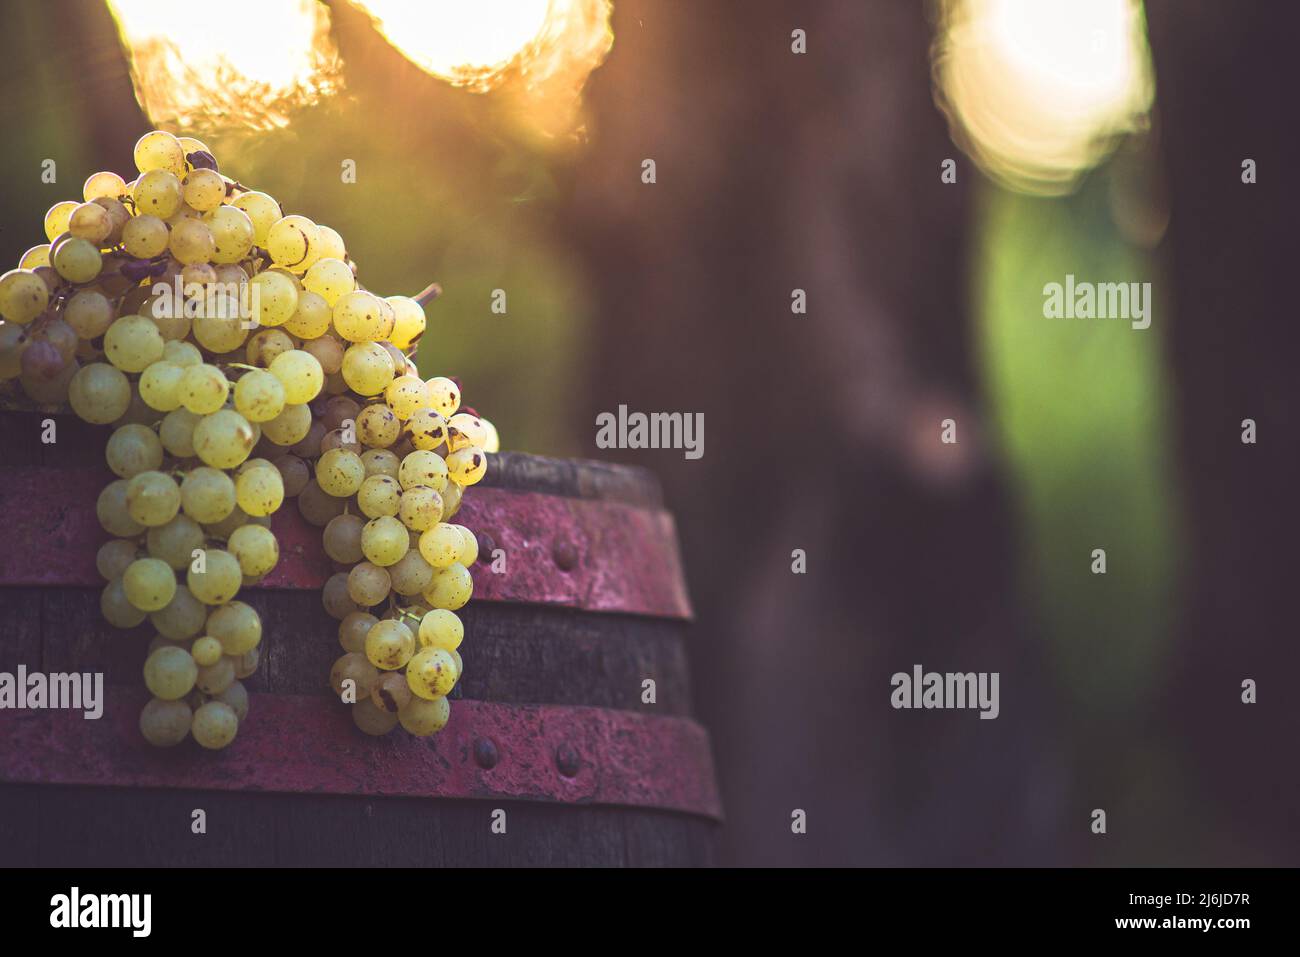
[552,541,579,571]
[473,737,499,769]
[555,743,581,777]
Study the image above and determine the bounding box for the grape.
[144,646,198,700]
[176,364,228,416]
[261,402,312,446]
[406,647,458,700]
[356,403,400,448]
[139,697,192,747]
[450,524,480,565]
[303,257,355,306]
[101,578,147,628]
[187,548,243,605]
[266,214,320,271]
[97,479,146,537]
[323,395,361,431]
[137,361,184,412]
[214,680,249,722]
[404,409,448,452]
[0,324,26,380]
[159,408,199,457]
[423,562,473,611]
[63,291,113,339]
[364,619,415,671]
[298,479,346,527]
[104,315,164,373]
[384,375,427,420]
[338,611,376,653]
[150,585,208,640]
[315,447,366,497]
[191,294,249,353]
[347,561,391,607]
[133,169,183,219]
[419,523,464,569]
[370,671,412,714]
[233,368,286,422]
[169,217,216,265]
[447,413,488,451]
[361,515,409,567]
[231,646,260,679]
[399,485,444,532]
[244,328,294,369]
[272,454,310,497]
[323,571,360,620]
[126,470,182,526]
[418,608,464,651]
[231,191,281,245]
[398,449,449,492]
[268,349,323,404]
[352,698,399,736]
[235,465,284,516]
[18,245,50,270]
[386,296,426,351]
[228,523,279,577]
[357,474,402,519]
[0,269,50,323]
[121,214,169,259]
[330,652,378,701]
[206,600,261,654]
[193,409,256,469]
[147,514,205,569]
[68,202,112,244]
[332,289,385,342]
[341,341,394,396]
[446,447,488,487]
[315,224,346,260]
[192,701,239,749]
[97,539,139,581]
[191,636,223,667]
[389,549,434,596]
[248,270,299,327]
[106,423,164,478]
[196,655,236,695]
[322,513,365,564]
[123,557,177,612]
[362,448,402,480]
[84,170,128,202]
[284,289,332,340]
[425,376,461,417]
[134,130,186,177]
[441,484,463,521]
[399,696,450,736]
[43,201,78,241]
[203,205,256,264]
[182,168,226,212]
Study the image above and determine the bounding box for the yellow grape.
[398,485,443,532]
[266,214,320,271]
[133,130,187,177]
[191,636,223,667]
[143,646,198,700]
[384,375,427,420]
[364,619,415,671]
[228,523,279,577]
[268,349,323,404]
[84,170,128,202]
[0,269,49,323]
[191,701,239,749]
[418,608,463,651]
[204,205,256,264]
[52,237,103,283]
[423,562,473,611]
[424,376,460,417]
[233,368,286,422]
[361,515,409,567]
[419,523,464,569]
[122,215,170,259]
[406,647,458,700]
[446,446,488,487]
[231,191,281,245]
[399,696,450,736]
[126,470,182,527]
[302,257,354,306]
[356,403,400,448]
[207,600,261,654]
[192,409,256,469]
[123,557,177,612]
[248,270,299,327]
[104,315,164,373]
[283,289,331,339]
[168,218,216,265]
[386,296,426,351]
[43,201,78,242]
[106,423,164,478]
[357,474,402,519]
[235,466,284,516]
[341,341,395,396]
[182,168,226,212]
[261,402,312,446]
[133,169,183,219]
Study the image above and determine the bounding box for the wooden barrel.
[0,411,720,866]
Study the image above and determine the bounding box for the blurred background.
[1,0,1295,865]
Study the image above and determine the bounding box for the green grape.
[139,697,192,747]
[406,646,458,700]
[192,409,256,469]
[447,447,488,487]
[419,523,464,569]
[191,701,239,749]
[133,130,186,176]
[261,402,312,446]
[330,652,379,702]
[322,513,365,564]
[168,217,216,265]
[302,257,354,307]
[123,557,177,612]
[159,407,200,457]
[214,679,249,722]
[384,375,427,421]
[0,269,49,324]
[68,201,112,244]
[43,201,78,242]
[126,470,182,527]
[398,485,444,532]
[315,447,366,497]
[143,645,198,700]
[121,215,169,259]
[206,600,261,653]
[178,363,229,415]
[341,341,394,396]
[398,449,449,492]
[357,474,402,519]
[182,168,225,212]
[399,696,450,736]
[364,619,415,671]
[418,608,464,651]
[347,561,391,607]
[266,214,320,271]
[404,409,448,452]
[233,368,286,422]
[132,169,183,219]
[84,170,127,202]
[268,349,323,404]
[181,466,238,524]
[101,578,147,628]
[338,611,376,654]
[51,237,102,283]
[106,423,164,478]
[283,289,331,339]
[447,413,488,451]
[362,515,409,567]
[203,205,256,264]
[331,289,385,342]
[316,224,346,260]
[187,548,243,605]
[146,514,205,569]
[196,655,236,695]
[424,376,461,417]
[97,480,147,539]
[138,360,185,412]
[191,635,223,667]
[64,290,113,339]
[352,698,399,736]
[248,270,299,327]
[104,315,164,373]
[370,671,412,714]
[423,562,473,611]
[361,448,401,480]
[163,340,203,368]
[231,191,282,245]
[389,548,434,596]
[18,245,50,270]
[245,328,295,368]
[386,296,426,351]
[97,539,139,581]
[235,466,284,516]
[356,403,400,448]
[228,523,279,577]
[231,646,259,679]
[150,585,207,640]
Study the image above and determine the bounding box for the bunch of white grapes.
[0,130,498,748]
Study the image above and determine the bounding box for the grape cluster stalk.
[0,131,499,748]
